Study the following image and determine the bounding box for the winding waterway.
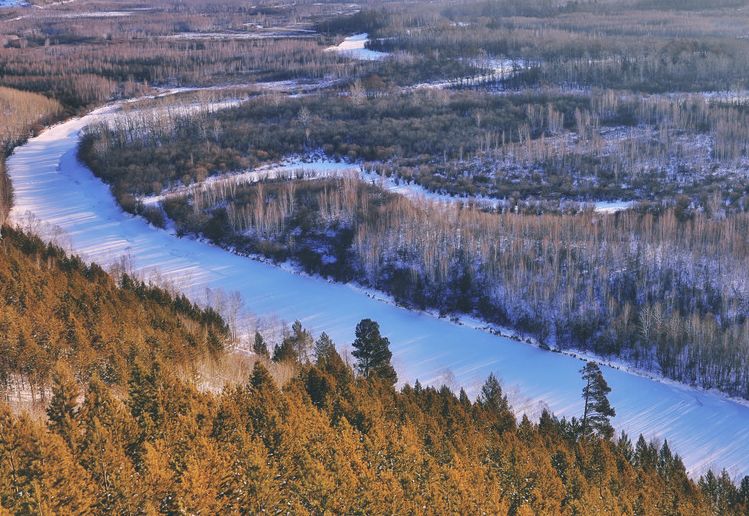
[7,97,749,478]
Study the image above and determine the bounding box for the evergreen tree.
[253,331,269,358]
[478,373,514,433]
[579,362,615,439]
[739,475,749,506]
[305,367,335,409]
[615,431,634,463]
[657,439,674,478]
[46,361,79,450]
[272,321,313,364]
[314,332,349,380]
[479,373,509,413]
[250,362,275,391]
[272,340,297,363]
[128,360,165,442]
[314,332,336,365]
[351,319,397,385]
[458,388,471,408]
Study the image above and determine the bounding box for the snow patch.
[325,33,388,61]
[592,201,635,213]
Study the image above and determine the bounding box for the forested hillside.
[2,223,747,514]
[0,228,742,514]
[0,226,228,404]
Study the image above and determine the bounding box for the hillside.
[0,226,228,401]
[0,227,746,514]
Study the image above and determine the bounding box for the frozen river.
[7,100,749,479]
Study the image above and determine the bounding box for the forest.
[80,85,749,211]
[0,227,746,514]
[0,226,228,404]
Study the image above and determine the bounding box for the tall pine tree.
[478,373,515,433]
[351,319,397,385]
[580,361,616,440]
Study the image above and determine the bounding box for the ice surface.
[7,101,749,479]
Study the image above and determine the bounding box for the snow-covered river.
[7,100,749,479]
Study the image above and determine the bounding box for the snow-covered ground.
[592,200,635,213]
[0,0,27,6]
[325,33,388,61]
[408,58,524,91]
[7,99,749,479]
[164,31,317,41]
[48,11,134,18]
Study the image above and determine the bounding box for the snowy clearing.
[325,33,388,61]
[592,200,635,213]
[7,97,749,479]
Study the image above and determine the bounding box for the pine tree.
[479,374,509,412]
[458,388,471,407]
[253,331,269,358]
[314,332,336,365]
[314,332,349,380]
[46,361,79,450]
[140,441,176,513]
[128,360,165,442]
[615,431,634,463]
[272,340,297,363]
[249,362,276,391]
[272,321,313,363]
[351,319,397,385]
[739,475,749,507]
[657,439,674,478]
[478,373,514,433]
[579,362,615,440]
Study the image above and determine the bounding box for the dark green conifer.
[351,319,397,385]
